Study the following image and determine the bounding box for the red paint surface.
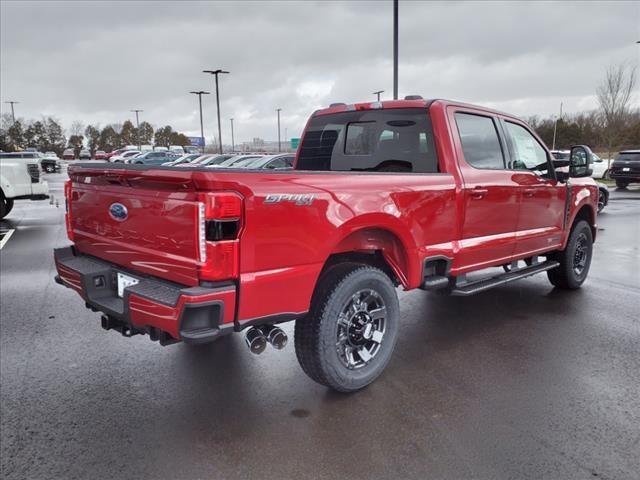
[61,99,599,334]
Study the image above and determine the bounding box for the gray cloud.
[1,0,638,144]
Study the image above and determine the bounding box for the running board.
[451,260,559,296]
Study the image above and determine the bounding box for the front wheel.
[615,180,629,189]
[547,220,593,289]
[294,264,400,392]
[45,164,55,173]
[1,197,14,219]
[597,190,607,213]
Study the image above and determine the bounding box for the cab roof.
[312,98,517,120]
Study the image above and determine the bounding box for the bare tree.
[597,63,637,165]
[69,120,85,138]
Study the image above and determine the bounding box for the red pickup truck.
[55,98,598,392]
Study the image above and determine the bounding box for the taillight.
[197,192,243,281]
[64,180,74,241]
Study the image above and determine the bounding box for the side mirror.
[569,145,593,178]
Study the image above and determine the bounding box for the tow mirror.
[569,145,593,178]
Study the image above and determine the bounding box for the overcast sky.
[1,1,638,144]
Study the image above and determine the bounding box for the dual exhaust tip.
[245,325,287,354]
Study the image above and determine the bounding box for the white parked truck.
[0,152,50,219]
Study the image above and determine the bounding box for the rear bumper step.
[54,246,236,344]
[451,260,559,296]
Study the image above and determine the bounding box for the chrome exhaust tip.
[260,325,288,350]
[245,327,267,354]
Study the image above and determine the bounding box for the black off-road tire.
[547,220,593,289]
[294,264,400,392]
[1,196,14,219]
[615,180,629,189]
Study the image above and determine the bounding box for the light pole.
[203,69,229,153]
[131,109,143,150]
[393,0,398,100]
[190,91,210,153]
[551,102,563,151]
[4,101,19,124]
[230,118,235,152]
[373,90,384,102]
[276,108,282,153]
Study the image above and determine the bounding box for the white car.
[110,150,141,163]
[590,154,610,179]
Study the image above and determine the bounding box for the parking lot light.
[4,101,19,124]
[130,109,143,151]
[203,69,229,153]
[276,108,282,152]
[190,91,210,154]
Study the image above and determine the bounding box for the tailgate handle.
[104,173,131,186]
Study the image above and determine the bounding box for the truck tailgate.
[67,168,201,285]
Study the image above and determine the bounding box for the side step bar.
[451,260,559,296]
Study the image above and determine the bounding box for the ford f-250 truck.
[54,98,598,392]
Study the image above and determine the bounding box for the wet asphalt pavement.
[1,172,639,480]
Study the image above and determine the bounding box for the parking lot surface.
[1,172,639,480]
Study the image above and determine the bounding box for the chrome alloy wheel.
[336,289,386,369]
[573,232,589,276]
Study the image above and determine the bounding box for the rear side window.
[297,108,439,173]
[455,113,505,170]
[616,152,640,162]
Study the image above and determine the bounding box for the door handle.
[470,188,488,199]
[523,189,536,198]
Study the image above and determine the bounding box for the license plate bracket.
[117,272,140,297]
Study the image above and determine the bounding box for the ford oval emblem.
[109,203,128,221]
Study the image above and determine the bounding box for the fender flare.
[321,213,420,288]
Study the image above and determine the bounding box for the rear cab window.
[297,108,439,173]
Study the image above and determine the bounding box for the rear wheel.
[294,264,400,392]
[44,164,55,173]
[547,220,593,289]
[1,196,14,219]
[615,180,629,189]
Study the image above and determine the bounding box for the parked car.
[169,145,185,155]
[242,154,295,170]
[0,152,50,218]
[153,146,169,152]
[45,151,59,159]
[596,182,609,213]
[129,151,177,165]
[590,153,610,179]
[56,98,599,392]
[111,150,141,163]
[609,150,640,188]
[550,150,570,161]
[105,147,137,160]
[38,152,61,173]
[62,148,75,160]
[162,153,201,166]
[212,155,263,168]
[553,149,610,180]
[79,149,91,159]
[95,150,107,160]
[177,154,235,167]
